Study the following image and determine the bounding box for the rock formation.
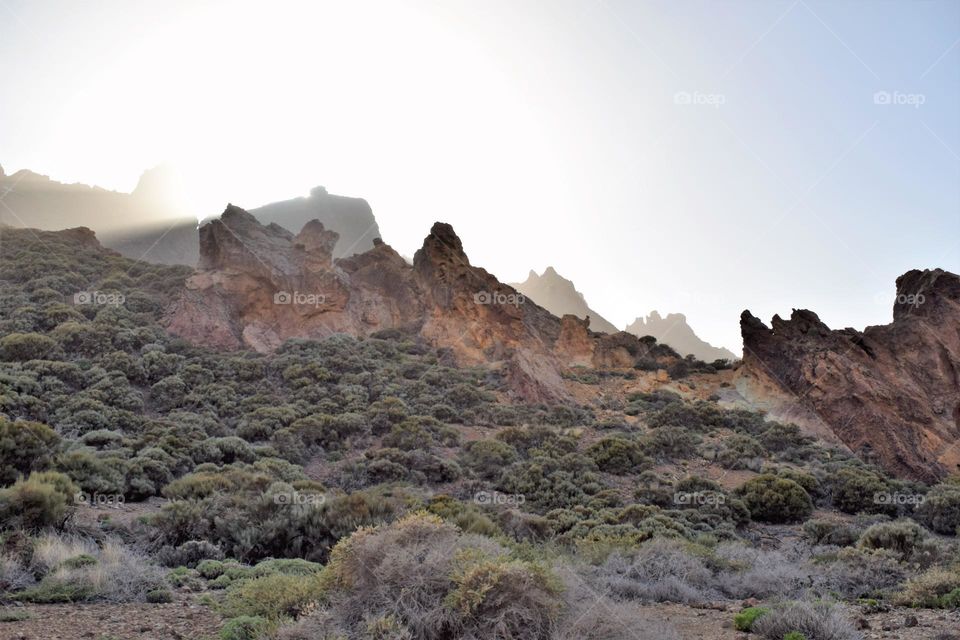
[511,267,619,334]
[166,207,678,401]
[627,311,737,362]
[740,269,960,481]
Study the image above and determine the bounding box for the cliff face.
[166,207,675,401]
[510,267,619,334]
[740,269,960,481]
[627,311,737,362]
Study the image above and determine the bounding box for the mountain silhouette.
[626,311,736,362]
[0,164,380,266]
[510,267,619,334]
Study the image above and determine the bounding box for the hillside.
[1,225,959,639]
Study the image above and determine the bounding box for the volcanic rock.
[166,207,675,401]
[740,269,960,481]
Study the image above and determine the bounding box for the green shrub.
[223,572,324,620]
[715,434,764,469]
[0,332,59,361]
[642,426,700,460]
[734,606,769,631]
[196,559,226,579]
[0,471,78,530]
[735,475,812,524]
[462,439,518,479]
[220,615,270,640]
[857,519,926,557]
[915,482,960,535]
[828,467,889,514]
[146,588,173,603]
[783,632,807,640]
[587,437,650,474]
[0,418,61,484]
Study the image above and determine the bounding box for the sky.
[1,0,958,353]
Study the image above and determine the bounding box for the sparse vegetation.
[1,228,957,638]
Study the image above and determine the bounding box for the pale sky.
[2,0,958,353]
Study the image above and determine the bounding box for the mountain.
[510,267,619,334]
[0,164,381,267]
[0,164,187,235]
[626,311,737,362]
[739,268,960,482]
[165,206,684,402]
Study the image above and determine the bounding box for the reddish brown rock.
[740,269,960,481]
[165,208,676,401]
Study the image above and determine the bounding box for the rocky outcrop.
[511,267,619,334]
[166,207,678,401]
[740,269,960,481]
[627,311,737,362]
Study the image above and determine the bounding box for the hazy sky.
[2,0,958,353]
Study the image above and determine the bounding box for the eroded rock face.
[740,269,960,481]
[166,207,674,401]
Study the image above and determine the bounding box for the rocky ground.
[0,593,221,640]
[2,599,958,640]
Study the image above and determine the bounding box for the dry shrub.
[714,542,812,600]
[551,565,680,640]
[896,566,960,607]
[0,554,35,592]
[597,538,716,604]
[23,534,163,603]
[296,512,561,640]
[752,600,862,640]
[815,547,905,600]
[30,533,97,574]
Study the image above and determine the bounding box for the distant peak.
[309,186,328,198]
[527,269,538,280]
[543,266,558,277]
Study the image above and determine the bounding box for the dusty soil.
[4,599,956,640]
[0,592,221,640]
[637,602,960,639]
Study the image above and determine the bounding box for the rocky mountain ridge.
[165,207,680,402]
[739,268,960,481]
